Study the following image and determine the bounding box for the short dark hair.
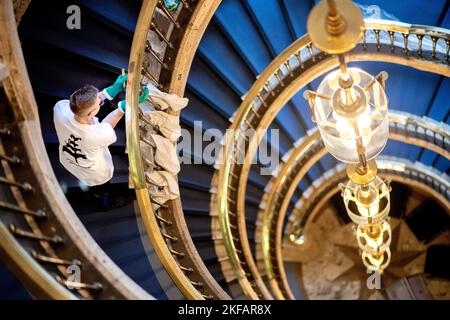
[69,85,99,115]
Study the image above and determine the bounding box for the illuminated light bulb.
[362,248,391,273]
[364,227,383,249]
[334,108,372,147]
[356,111,372,135]
[342,177,390,226]
[366,234,383,250]
[289,227,306,245]
[368,252,384,267]
[357,200,379,217]
[312,68,389,163]
[289,233,305,245]
[356,221,391,255]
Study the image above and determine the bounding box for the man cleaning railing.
[53,72,149,209]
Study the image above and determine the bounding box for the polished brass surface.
[125,0,152,190]
[346,160,378,185]
[214,19,450,299]
[0,223,77,299]
[338,54,347,73]
[215,35,319,301]
[283,158,449,299]
[355,185,377,205]
[289,158,450,238]
[261,137,327,299]
[134,188,203,299]
[261,113,449,299]
[168,0,222,97]
[126,0,204,299]
[9,224,63,245]
[332,84,368,117]
[364,71,388,91]
[325,0,347,36]
[126,0,229,299]
[307,0,364,54]
[1,0,153,300]
[163,0,231,299]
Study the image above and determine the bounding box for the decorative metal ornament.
[308,68,389,163]
[303,0,394,274]
[346,160,378,185]
[163,0,180,11]
[341,176,391,226]
[306,0,364,54]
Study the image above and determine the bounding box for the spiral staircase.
[0,0,449,300]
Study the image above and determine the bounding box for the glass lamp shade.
[313,68,389,163]
[342,176,391,226]
[362,247,391,273]
[356,220,391,256]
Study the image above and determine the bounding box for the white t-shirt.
[53,100,116,186]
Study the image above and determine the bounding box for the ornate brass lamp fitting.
[346,160,377,185]
[326,0,347,36]
[307,0,364,54]
[304,0,392,274]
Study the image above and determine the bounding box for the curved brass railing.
[287,157,450,240]
[259,114,449,299]
[213,20,450,299]
[257,112,449,298]
[126,0,229,299]
[0,0,152,300]
[277,156,449,299]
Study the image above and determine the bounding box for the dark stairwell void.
[406,200,450,244]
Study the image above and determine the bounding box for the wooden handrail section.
[0,0,153,300]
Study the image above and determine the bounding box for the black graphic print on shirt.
[62,134,92,168]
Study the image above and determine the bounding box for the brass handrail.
[258,112,450,299]
[278,157,449,298]
[0,223,77,299]
[163,0,230,300]
[287,157,449,239]
[214,20,450,299]
[126,0,202,299]
[126,0,229,299]
[0,0,152,299]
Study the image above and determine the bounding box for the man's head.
[69,85,101,117]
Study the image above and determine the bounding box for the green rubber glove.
[104,73,128,99]
[139,87,149,104]
[118,87,150,112]
[164,0,180,11]
[118,100,126,112]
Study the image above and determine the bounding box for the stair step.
[20,2,131,69]
[78,0,140,34]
